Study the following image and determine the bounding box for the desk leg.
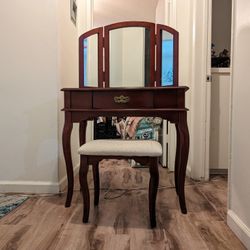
[62,118,73,207]
[177,112,189,214]
[79,120,87,193]
[79,120,87,146]
[174,123,181,195]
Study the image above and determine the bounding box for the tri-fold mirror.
[79,21,179,88]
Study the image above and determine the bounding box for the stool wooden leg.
[79,155,90,223]
[92,162,100,206]
[149,158,159,228]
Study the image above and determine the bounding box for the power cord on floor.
[102,184,194,200]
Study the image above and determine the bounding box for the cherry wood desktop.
[62,86,190,214]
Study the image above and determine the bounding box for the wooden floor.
[0,160,246,250]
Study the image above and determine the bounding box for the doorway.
[209,0,232,176]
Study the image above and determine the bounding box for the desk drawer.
[93,91,153,109]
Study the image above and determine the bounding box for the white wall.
[110,29,123,85]
[58,0,96,191]
[0,0,84,193]
[122,29,145,87]
[165,0,193,172]
[78,0,93,35]
[155,0,166,24]
[0,0,59,192]
[212,0,232,54]
[110,28,145,87]
[77,0,95,144]
[210,69,231,170]
[85,35,98,87]
[227,0,250,247]
[176,0,192,89]
[93,0,158,27]
[57,0,79,189]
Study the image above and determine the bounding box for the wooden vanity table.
[62,21,190,215]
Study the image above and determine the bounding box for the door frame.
[204,0,212,180]
[163,0,212,180]
[189,0,212,181]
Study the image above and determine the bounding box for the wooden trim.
[79,27,104,88]
[98,29,104,88]
[156,24,179,87]
[79,22,180,89]
[227,210,250,248]
[104,26,109,87]
[61,86,189,91]
[63,108,189,112]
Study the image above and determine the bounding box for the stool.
[78,139,162,228]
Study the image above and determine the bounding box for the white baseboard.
[227,209,250,249]
[0,180,60,194]
[0,165,80,194]
[186,164,192,178]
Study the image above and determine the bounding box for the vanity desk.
[62,21,190,214]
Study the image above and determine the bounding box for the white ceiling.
[93,0,160,27]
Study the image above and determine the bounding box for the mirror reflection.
[83,34,98,87]
[161,31,174,86]
[109,27,151,87]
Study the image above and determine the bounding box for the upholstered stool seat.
[78,139,162,157]
[78,139,162,228]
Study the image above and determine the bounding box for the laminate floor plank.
[0,225,31,250]
[195,220,245,250]
[195,176,228,221]
[0,160,246,250]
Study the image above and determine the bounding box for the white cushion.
[78,139,162,157]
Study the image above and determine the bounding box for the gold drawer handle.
[114,95,130,104]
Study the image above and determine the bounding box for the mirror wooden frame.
[156,24,179,86]
[79,21,179,88]
[79,27,104,88]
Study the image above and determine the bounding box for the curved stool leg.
[92,162,100,206]
[79,121,87,193]
[79,155,90,223]
[149,158,159,228]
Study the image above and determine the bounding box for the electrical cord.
[103,183,194,200]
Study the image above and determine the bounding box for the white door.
[209,0,232,172]
[162,0,212,180]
